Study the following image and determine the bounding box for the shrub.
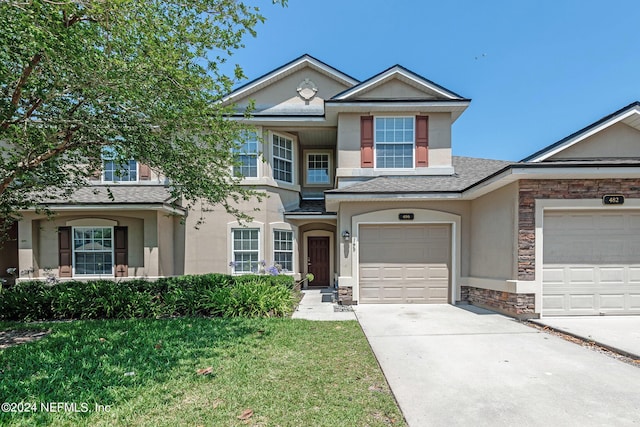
[0,273,296,321]
[205,279,295,318]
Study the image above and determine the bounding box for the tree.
[0,0,285,243]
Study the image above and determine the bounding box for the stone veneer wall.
[518,178,640,281]
[462,286,535,319]
[338,286,354,305]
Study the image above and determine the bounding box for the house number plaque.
[398,213,415,220]
[603,195,624,205]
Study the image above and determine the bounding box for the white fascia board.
[530,108,640,162]
[231,116,330,126]
[333,68,460,101]
[222,56,359,104]
[325,100,470,109]
[326,192,462,203]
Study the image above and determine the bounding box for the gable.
[332,65,465,102]
[548,122,640,160]
[523,101,640,162]
[352,78,442,100]
[233,66,354,115]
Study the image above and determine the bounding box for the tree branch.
[0,125,81,196]
[10,53,43,108]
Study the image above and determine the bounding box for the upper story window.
[272,134,294,183]
[375,117,414,168]
[305,152,331,185]
[102,147,138,182]
[233,131,259,178]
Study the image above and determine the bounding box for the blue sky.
[225,0,639,161]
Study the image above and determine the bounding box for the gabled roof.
[522,101,640,162]
[331,64,467,101]
[222,54,359,104]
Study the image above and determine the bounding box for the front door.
[308,236,330,287]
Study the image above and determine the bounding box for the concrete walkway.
[355,304,640,427]
[533,315,640,359]
[291,288,356,321]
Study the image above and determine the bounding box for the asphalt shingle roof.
[285,199,335,215]
[327,156,512,194]
[43,185,175,205]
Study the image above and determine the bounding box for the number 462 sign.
[603,194,625,205]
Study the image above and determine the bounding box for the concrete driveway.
[355,304,640,427]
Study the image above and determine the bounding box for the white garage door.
[359,224,450,304]
[543,210,640,316]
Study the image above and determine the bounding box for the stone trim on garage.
[518,178,640,281]
[462,285,535,319]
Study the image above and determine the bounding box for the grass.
[0,318,405,426]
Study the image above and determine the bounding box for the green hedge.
[0,274,296,321]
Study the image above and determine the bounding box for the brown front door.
[308,236,330,287]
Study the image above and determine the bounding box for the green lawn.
[0,318,405,426]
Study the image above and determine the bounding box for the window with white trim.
[233,131,259,178]
[232,229,259,273]
[273,230,293,272]
[272,134,293,183]
[102,147,138,182]
[73,227,113,275]
[375,117,414,168]
[305,152,330,185]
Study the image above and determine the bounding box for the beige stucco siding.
[469,182,518,280]
[355,79,439,100]
[549,122,640,159]
[182,187,300,275]
[233,67,351,115]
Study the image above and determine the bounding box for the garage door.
[359,224,450,303]
[543,211,640,316]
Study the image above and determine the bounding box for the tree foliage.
[0,0,285,241]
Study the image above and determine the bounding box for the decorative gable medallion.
[297,78,318,101]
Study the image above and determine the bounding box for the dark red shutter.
[139,164,151,180]
[114,226,128,277]
[360,116,374,168]
[58,226,72,277]
[415,115,429,167]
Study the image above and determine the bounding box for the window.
[272,134,293,183]
[232,229,259,273]
[273,230,293,272]
[233,131,259,178]
[102,147,138,182]
[306,152,330,185]
[73,227,113,275]
[375,117,414,168]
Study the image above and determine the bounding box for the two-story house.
[5,54,640,318]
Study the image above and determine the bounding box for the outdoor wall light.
[342,230,350,241]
